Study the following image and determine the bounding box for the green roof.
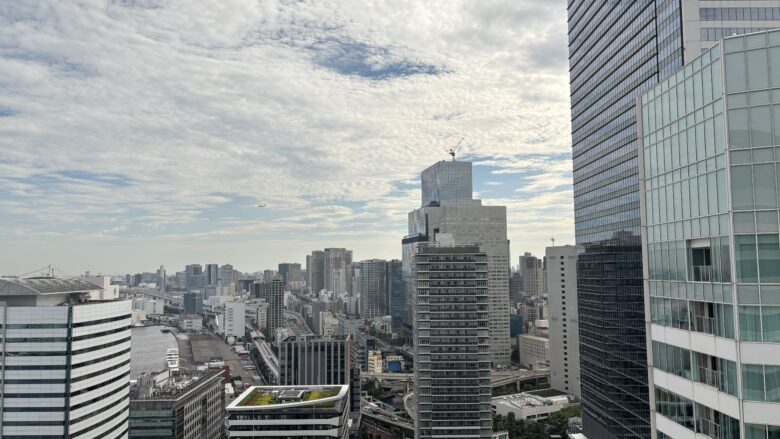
[237,387,340,407]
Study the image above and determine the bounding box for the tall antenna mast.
[551,237,555,247]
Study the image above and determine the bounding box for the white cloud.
[0,0,572,273]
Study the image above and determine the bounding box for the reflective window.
[762,306,780,342]
[726,52,747,92]
[754,164,777,208]
[737,235,759,282]
[748,49,770,89]
[743,363,766,400]
[740,305,762,341]
[732,166,754,210]
[750,106,773,147]
[728,108,750,148]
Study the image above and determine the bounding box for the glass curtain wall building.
[568,2,780,437]
[639,29,780,439]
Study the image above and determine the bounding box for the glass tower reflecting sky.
[568,2,780,438]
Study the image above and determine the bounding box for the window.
[761,306,780,342]
[758,234,780,282]
[731,166,754,210]
[725,52,747,92]
[740,305,762,341]
[688,239,712,282]
[736,235,759,282]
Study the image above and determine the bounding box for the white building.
[132,298,165,316]
[518,335,550,370]
[546,245,580,399]
[223,301,246,341]
[0,277,131,438]
[318,311,338,337]
[83,275,120,300]
[179,315,203,332]
[226,385,350,438]
[131,308,147,325]
[491,389,573,421]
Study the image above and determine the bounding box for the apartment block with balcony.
[638,29,780,439]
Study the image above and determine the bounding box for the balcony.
[697,417,720,439]
[692,265,712,282]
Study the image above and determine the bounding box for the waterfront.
[130,325,177,379]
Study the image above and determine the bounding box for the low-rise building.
[226,385,350,438]
[367,350,383,373]
[491,389,574,421]
[129,370,225,438]
[517,334,550,370]
[179,314,203,332]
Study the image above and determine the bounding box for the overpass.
[246,326,279,384]
[362,369,549,389]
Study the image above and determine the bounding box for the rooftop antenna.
[448,137,464,161]
[551,237,556,247]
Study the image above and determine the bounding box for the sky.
[0,0,573,276]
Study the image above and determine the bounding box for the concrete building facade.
[0,277,132,438]
[413,243,492,439]
[546,245,580,399]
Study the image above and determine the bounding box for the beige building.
[518,335,549,370]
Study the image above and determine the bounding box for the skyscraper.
[267,276,284,341]
[567,3,780,437]
[546,245,580,399]
[518,252,543,298]
[278,262,302,289]
[413,241,491,439]
[403,160,511,366]
[639,29,780,438]
[158,264,167,292]
[183,291,203,315]
[358,259,388,319]
[0,277,131,438]
[324,248,353,295]
[386,259,404,331]
[218,264,235,287]
[205,263,219,286]
[185,263,203,291]
[309,250,325,293]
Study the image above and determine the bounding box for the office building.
[185,264,203,291]
[413,242,492,439]
[308,250,326,293]
[546,245,580,399]
[277,334,360,424]
[519,252,544,298]
[224,301,246,340]
[386,259,403,332]
[0,277,131,438]
[491,389,574,421]
[226,385,350,439]
[639,29,780,439]
[358,259,388,319]
[205,263,219,286]
[567,3,780,437]
[262,269,275,283]
[404,160,511,366]
[129,370,224,438]
[157,265,167,292]
[278,262,302,289]
[183,291,203,315]
[267,276,284,340]
[325,248,353,295]
[517,335,550,371]
[219,264,235,287]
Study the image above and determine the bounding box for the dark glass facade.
[568,2,684,438]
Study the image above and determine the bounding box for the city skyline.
[0,1,573,274]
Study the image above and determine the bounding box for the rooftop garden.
[238,388,340,407]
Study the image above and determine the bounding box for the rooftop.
[229,385,347,410]
[0,277,101,296]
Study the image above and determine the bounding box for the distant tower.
[266,276,284,341]
[158,265,167,292]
